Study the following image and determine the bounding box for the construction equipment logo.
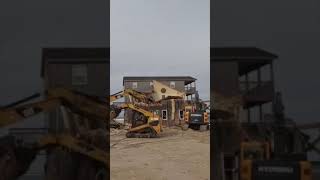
[258,166,294,173]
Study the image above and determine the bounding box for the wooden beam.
[297,122,320,130]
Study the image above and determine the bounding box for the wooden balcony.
[239,81,274,108]
[185,87,196,95]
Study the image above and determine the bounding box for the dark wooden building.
[212,47,277,123]
[211,47,309,180]
[41,48,110,133]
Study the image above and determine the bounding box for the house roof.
[123,76,197,85]
[211,47,278,75]
[211,47,278,59]
[41,48,109,77]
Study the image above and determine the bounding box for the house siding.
[43,54,109,134]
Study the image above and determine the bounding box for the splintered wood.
[212,91,242,120]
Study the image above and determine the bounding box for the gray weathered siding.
[124,80,185,92]
[45,59,109,96]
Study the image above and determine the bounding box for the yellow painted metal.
[110,88,152,103]
[38,134,109,168]
[203,112,209,123]
[240,160,252,180]
[0,88,110,169]
[300,161,312,180]
[0,98,62,127]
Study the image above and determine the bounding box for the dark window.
[132,82,138,89]
[179,110,184,119]
[162,110,167,120]
[71,64,88,85]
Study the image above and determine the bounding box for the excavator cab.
[240,141,270,161]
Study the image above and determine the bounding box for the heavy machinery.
[110,89,161,138]
[240,141,312,180]
[184,92,209,130]
[211,91,312,180]
[110,88,154,103]
[0,88,109,180]
[110,80,185,138]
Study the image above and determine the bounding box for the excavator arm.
[0,98,62,127]
[0,88,110,180]
[111,103,161,138]
[110,88,153,103]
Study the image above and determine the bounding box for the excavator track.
[126,132,157,138]
[126,127,158,138]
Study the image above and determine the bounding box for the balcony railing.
[239,81,274,105]
[239,81,273,94]
[185,87,196,95]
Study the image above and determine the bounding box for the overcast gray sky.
[0,0,108,106]
[111,0,210,100]
[212,0,320,123]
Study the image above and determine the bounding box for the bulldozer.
[0,88,110,180]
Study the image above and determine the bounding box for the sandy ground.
[110,127,210,180]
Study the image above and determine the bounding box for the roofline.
[211,47,278,59]
[212,57,276,60]
[122,76,197,85]
[41,47,109,77]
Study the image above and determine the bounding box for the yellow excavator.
[0,88,109,180]
[110,80,185,138]
[110,88,161,138]
[239,140,312,180]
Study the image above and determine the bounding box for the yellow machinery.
[110,88,153,103]
[0,88,109,180]
[184,111,209,129]
[110,88,162,138]
[240,141,312,180]
[184,99,209,130]
[120,103,161,138]
[110,81,185,138]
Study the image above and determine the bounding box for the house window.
[162,95,166,99]
[179,110,184,120]
[132,82,138,89]
[71,64,88,85]
[162,110,167,120]
[170,81,175,88]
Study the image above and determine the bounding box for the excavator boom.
[0,88,110,179]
